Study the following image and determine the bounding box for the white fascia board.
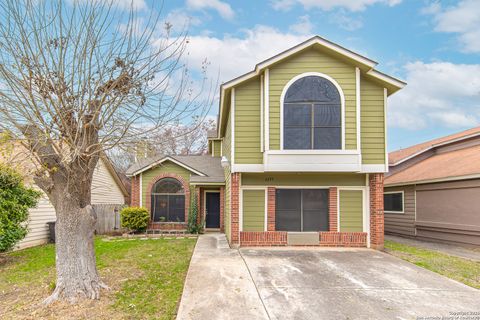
[131,156,207,177]
[361,164,388,173]
[385,173,480,187]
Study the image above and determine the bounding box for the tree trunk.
[44,202,105,304]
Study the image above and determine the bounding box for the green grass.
[0,236,196,319]
[385,240,480,289]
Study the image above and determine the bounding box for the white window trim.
[279,72,346,151]
[384,190,405,214]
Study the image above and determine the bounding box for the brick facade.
[130,175,140,207]
[220,186,225,233]
[230,173,240,245]
[240,231,287,246]
[328,187,338,232]
[369,173,385,250]
[319,232,367,247]
[149,222,187,230]
[267,187,276,231]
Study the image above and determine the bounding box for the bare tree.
[0,0,214,303]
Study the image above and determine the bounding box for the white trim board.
[279,72,346,151]
[385,173,480,187]
[231,88,236,172]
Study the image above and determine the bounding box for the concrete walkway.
[177,234,480,320]
[386,235,480,261]
[176,233,269,320]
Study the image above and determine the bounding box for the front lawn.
[384,240,480,289]
[0,237,196,320]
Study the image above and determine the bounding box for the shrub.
[187,193,203,234]
[120,207,149,232]
[0,165,41,252]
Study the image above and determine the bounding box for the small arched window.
[151,178,185,222]
[283,75,342,150]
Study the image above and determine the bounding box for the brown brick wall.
[319,232,367,247]
[240,231,287,246]
[369,173,385,250]
[149,222,187,230]
[328,187,338,232]
[220,186,225,233]
[230,173,240,245]
[267,187,276,231]
[130,175,140,207]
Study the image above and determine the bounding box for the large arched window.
[151,178,185,222]
[283,75,342,150]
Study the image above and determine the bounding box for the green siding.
[141,161,192,208]
[242,190,265,231]
[361,76,386,164]
[235,77,263,164]
[242,173,366,186]
[339,190,363,232]
[213,140,222,157]
[268,48,357,150]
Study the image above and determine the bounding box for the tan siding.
[339,190,363,232]
[141,161,192,207]
[235,77,263,164]
[242,189,265,231]
[268,48,357,150]
[91,158,125,205]
[361,76,386,164]
[384,185,416,237]
[16,195,56,249]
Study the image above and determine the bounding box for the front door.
[205,192,220,228]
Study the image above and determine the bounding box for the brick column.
[328,187,338,232]
[220,186,225,233]
[131,175,140,206]
[195,186,201,224]
[267,187,276,231]
[230,173,240,246]
[369,173,385,250]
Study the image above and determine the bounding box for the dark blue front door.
[205,192,220,228]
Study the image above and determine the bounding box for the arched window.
[151,178,185,222]
[283,75,342,150]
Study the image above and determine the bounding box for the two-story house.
[126,36,405,249]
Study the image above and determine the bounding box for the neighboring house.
[0,144,129,249]
[127,36,405,249]
[385,127,480,246]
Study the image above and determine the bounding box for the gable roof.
[385,144,480,186]
[389,126,480,166]
[126,154,225,183]
[216,35,406,138]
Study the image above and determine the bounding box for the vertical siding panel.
[242,190,265,231]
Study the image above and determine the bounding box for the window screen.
[275,189,329,231]
[284,76,341,150]
[384,192,403,213]
[151,178,185,222]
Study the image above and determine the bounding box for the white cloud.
[74,0,147,11]
[424,0,480,53]
[389,61,480,129]
[271,0,402,12]
[180,25,310,83]
[164,9,202,34]
[329,9,363,31]
[186,0,234,20]
[289,15,314,34]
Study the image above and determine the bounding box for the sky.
[128,0,480,151]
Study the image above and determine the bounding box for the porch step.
[205,228,221,233]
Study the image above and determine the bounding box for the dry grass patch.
[0,237,196,320]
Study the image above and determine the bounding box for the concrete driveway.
[177,234,480,320]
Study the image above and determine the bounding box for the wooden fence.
[93,204,125,235]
